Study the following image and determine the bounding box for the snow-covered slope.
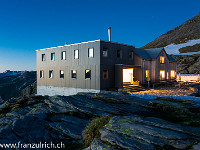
[164,39,200,55]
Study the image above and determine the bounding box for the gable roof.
[134,48,163,59]
[134,47,177,62]
[167,54,177,62]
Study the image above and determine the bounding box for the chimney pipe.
[108,27,111,41]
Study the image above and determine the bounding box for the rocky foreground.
[0,92,200,150]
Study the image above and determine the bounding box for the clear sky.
[0,0,199,73]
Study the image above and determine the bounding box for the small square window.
[60,70,64,78]
[51,53,55,61]
[40,70,44,78]
[74,50,79,59]
[88,48,94,58]
[117,50,121,58]
[61,51,66,60]
[103,70,108,79]
[103,48,108,57]
[49,70,53,78]
[85,70,91,79]
[71,70,77,79]
[129,51,133,60]
[42,54,45,61]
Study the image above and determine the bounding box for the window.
[60,70,64,78]
[51,53,55,61]
[103,48,108,57]
[49,70,53,78]
[171,70,175,78]
[146,70,149,78]
[129,51,133,60]
[61,51,66,60]
[103,70,108,79]
[42,54,45,61]
[85,70,91,79]
[160,56,165,63]
[167,72,169,80]
[74,50,79,59]
[88,48,94,58]
[40,70,44,78]
[71,70,77,79]
[117,49,122,58]
[160,70,165,80]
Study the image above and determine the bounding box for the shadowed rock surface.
[0,92,200,150]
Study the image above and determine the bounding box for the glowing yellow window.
[160,56,165,63]
[146,70,149,78]
[171,70,175,78]
[160,70,165,79]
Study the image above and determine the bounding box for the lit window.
[88,48,94,58]
[146,70,149,78]
[74,50,79,59]
[117,49,122,58]
[103,70,108,79]
[85,70,91,79]
[103,48,108,57]
[51,53,55,61]
[160,56,165,63]
[49,70,53,78]
[129,51,133,60]
[42,54,45,61]
[160,70,165,80]
[60,70,64,78]
[171,70,175,78]
[167,72,169,80]
[40,70,44,78]
[72,70,77,79]
[61,51,66,60]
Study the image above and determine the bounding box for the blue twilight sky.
[0,0,199,73]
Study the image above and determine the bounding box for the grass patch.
[149,101,200,126]
[82,116,111,147]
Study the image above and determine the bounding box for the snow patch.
[164,39,200,55]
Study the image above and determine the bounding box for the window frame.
[160,56,165,64]
[160,70,165,80]
[117,49,122,58]
[74,50,79,59]
[71,70,77,79]
[49,70,53,78]
[103,48,108,57]
[51,53,55,61]
[88,48,94,58]
[40,70,44,78]
[103,70,108,79]
[129,51,133,60]
[85,69,91,79]
[42,54,45,61]
[61,51,66,60]
[60,70,64,78]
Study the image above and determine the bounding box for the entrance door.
[123,69,133,84]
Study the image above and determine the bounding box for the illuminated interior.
[171,70,175,78]
[167,72,169,80]
[160,56,165,63]
[146,70,149,78]
[123,69,133,83]
[160,70,165,79]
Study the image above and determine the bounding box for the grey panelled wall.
[37,40,101,91]
[100,41,135,89]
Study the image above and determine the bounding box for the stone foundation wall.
[37,85,100,96]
